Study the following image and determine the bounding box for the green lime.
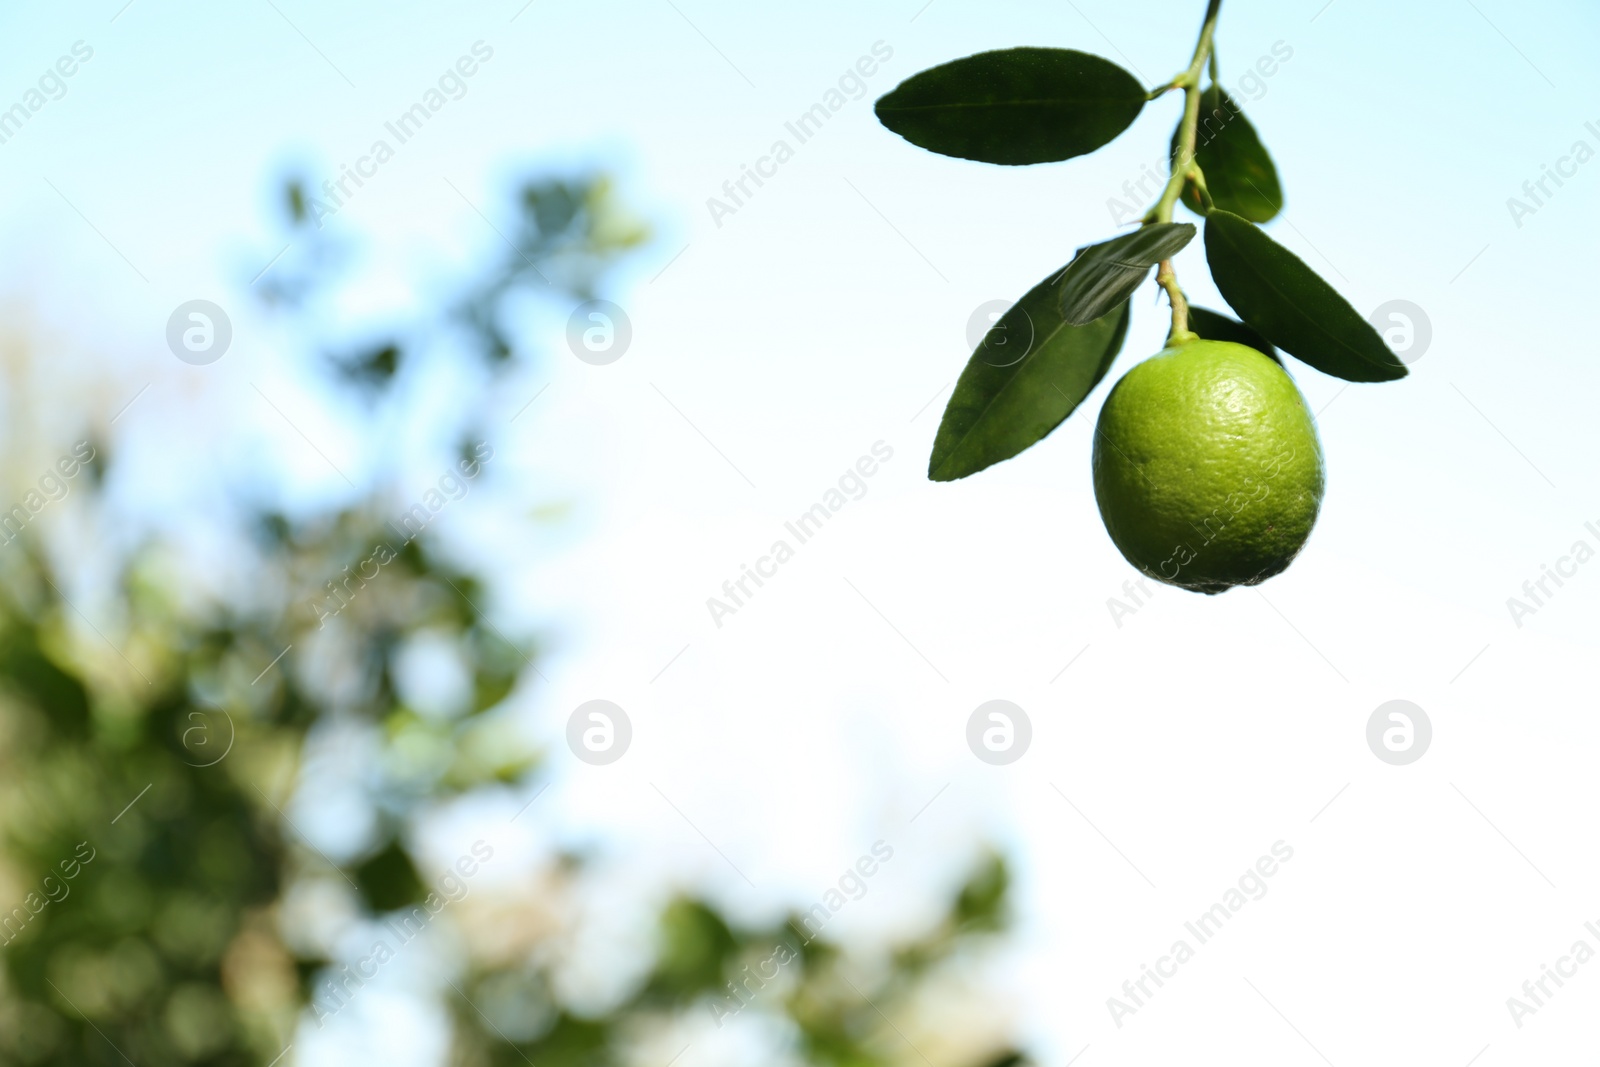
[1092,338,1325,594]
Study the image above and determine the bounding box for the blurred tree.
[0,171,1028,1067]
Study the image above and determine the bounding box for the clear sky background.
[2,0,1599,1063]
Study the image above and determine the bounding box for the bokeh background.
[0,0,1597,1064]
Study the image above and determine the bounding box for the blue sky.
[3,0,1599,1063]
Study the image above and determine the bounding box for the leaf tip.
[926,455,962,482]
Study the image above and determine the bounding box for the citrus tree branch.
[1144,0,1222,343]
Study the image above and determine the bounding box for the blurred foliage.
[0,169,1026,1067]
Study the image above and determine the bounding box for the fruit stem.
[1155,260,1197,347]
[1144,0,1222,343]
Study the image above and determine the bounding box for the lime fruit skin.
[1092,338,1325,594]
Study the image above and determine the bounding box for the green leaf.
[875,48,1146,166]
[1204,211,1406,382]
[1187,305,1280,364]
[929,268,1131,481]
[1171,86,1283,222]
[1057,223,1195,325]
